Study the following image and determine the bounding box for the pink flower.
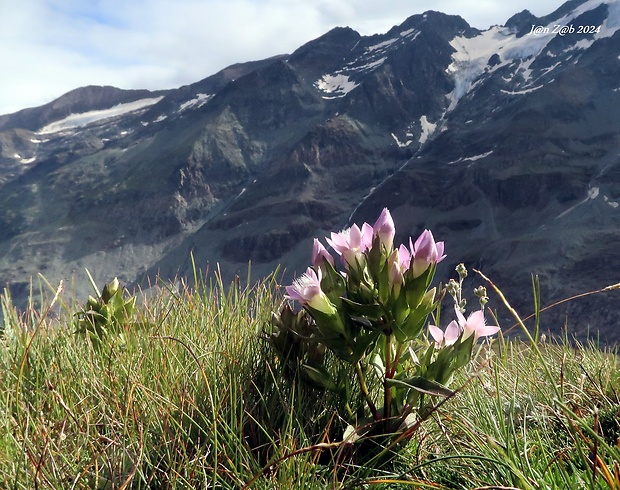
[326,223,373,268]
[398,243,412,270]
[387,245,416,293]
[454,306,500,341]
[389,261,404,289]
[410,230,446,277]
[429,320,460,347]
[311,239,334,268]
[285,267,336,315]
[372,208,395,251]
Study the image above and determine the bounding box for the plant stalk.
[355,361,379,421]
[384,331,392,427]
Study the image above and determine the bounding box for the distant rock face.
[1,1,620,341]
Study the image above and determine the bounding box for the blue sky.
[0,0,568,116]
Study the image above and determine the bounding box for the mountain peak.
[389,10,476,40]
[505,9,537,31]
[288,26,361,65]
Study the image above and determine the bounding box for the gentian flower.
[285,267,336,315]
[326,223,373,268]
[311,238,334,268]
[454,305,500,341]
[410,230,446,277]
[388,245,416,290]
[428,320,460,347]
[373,208,395,251]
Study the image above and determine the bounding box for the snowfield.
[37,97,164,134]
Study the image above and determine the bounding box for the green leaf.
[404,264,434,308]
[350,329,382,362]
[452,333,475,370]
[320,336,356,363]
[302,364,338,392]
[371,352,385,379]
[84,268,101,298]
[394,292,436,342]
[86,295,100,309]
[320,260,346,304]
[386,376,455,397]
[341,298,383,321]
[366,234,384,279]
[307,307,347,337]
[392,289,410,324]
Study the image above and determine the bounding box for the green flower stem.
[384,331,392,425]
[345,402,355,419]
[355,360,379,421]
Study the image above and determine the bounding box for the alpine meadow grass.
[1,261,619,488]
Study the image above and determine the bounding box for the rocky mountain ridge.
[1,0,619,340]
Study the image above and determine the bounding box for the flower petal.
[444,320,461,345]
[467,310,486,330]
[398,244,411,269]
[436,241,446,262]
[475,325,501,338]
[428,324,444,344]
[361,222,374,251]
[312,238,334,267]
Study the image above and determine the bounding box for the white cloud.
[0,0,567,116]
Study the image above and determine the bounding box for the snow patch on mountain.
[449,151,494,164]
[11,153,36,164]
[556,185,601,218]
[316,28,422,98]
[419,116,437,145]
[391,132,413,147]
[445,0,620,111]
[38,97,164,134]
[366,37,398,53]
[179,93,211,112]
[501,85,544,95]
[446,26,548,110]
[315,74,359,98]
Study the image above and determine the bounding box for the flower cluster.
[270,208,500,451]
[287,208,446,323]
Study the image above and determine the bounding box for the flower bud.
[372,208,395,252]
[410,230,446,278]
[311,239,334,268]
